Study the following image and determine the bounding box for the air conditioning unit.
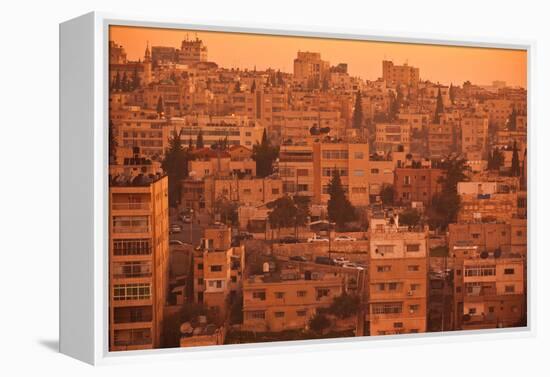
[407,291,413,296]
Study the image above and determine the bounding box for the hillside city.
[108,34,527,350]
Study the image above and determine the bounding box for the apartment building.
[109,174,169,351]
[115,118,168,158]
[203,176,284,212]
[277,110,344,140]
[193,225,245,318]
[312,141,371,206]
[367,216,429,336]
[382,60,420,88]
[188,148,256,180]
[450,246,525,330]
[177,37,208,65]
[428,122,457,158]
[242,267,345,332]
[458,192,520,223]
[393,167,444,206]
[166,115,265,149]
[375,123,411,153]
[448,219,527,257]
[293,51,330,87]
[461,116,489,156]
[279,142,314,198]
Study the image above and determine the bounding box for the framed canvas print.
[60,12,534,365]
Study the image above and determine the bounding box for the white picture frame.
[60,11,536,365]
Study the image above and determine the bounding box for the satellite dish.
[480,251,489,259]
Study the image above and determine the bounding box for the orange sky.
[110,25,527,88]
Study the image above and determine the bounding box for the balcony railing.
[113,226,150,234]
[112,202,150,211]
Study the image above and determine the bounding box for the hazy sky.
[110,25,527,88]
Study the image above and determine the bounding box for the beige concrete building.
[109,174,169,350]
[367,217,429,336]
[375,123,411,153]
[242,268,345,332]
[313,141,371,206]
[193,225,245,318]
[382,60,420,88]
[450,246,525,330]
[293,51,330,87]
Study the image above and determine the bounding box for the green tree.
[488,147,504,171]
[132,64,140,90]
[511,141,521,176]
[434,87,444,123]
[234,81,241,93]
[121,71,129,92]
[508,108,517,131]
[250,80,256,93]
[428,155,469,230]
[268,195,298,231]
[214,196,239,225]
[327,170,356,229]
[114,71,121,91]
[352,90,363,129]
[328,294,359,319]
[399,208,421,227]
[196,130,204,149]
[252,129,278,177]
[309,312,331,333]
[380,184,395,205]
[161,129,190,207]
[449,83,456,104]
[156,95,165,118]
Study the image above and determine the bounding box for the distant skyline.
[110,25,527,88]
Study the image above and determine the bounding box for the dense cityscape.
[107,28,527,351]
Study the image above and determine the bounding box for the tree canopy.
[252,129,278,178]
[327,170,356,229]
[161,129,191,207]
[352,90,363,129]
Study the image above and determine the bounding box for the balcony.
[113,226,150,234]
[112,202,150,211]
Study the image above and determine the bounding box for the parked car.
[181,215,192,224]
[334,235,357,242]
[169,224,182,233]
[279,236,298,244]
[343,262,364,270]
[315,256,336,265]
[289,255,308,262]
[307,234,329,243]
[334,257,350,266]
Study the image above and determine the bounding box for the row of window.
[376,265,420,273]
[245,309,308,320]
[113,283,151,301]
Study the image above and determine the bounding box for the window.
[113,239,151,256]
[410,284,420,291]
[113,283,151,301]
[297,169,309,177]
[504,268,515,275]
[274,311,285,318]
[275,292,285,299]
[388,282,399,291]
[246,311,265,320]
[197,263,203,270]
[465,266,496,277]
[376,283,385,291]
[197,278,204,285]
[404,176,411,185]
[354,169,364,177]
[208,280,223,289]
[505,285,515,293]
[409,304,420,313]
[113,262,152,278]
[375,245,395,254]
[296,310,307,317]
[112,216,149,233]
[406,244,420,252]
[272,188,280,195]
[297,290,307,297]
[316,288,331,299]
[370,168,380,174]
[252,291,266,300]
[488,306,495,313]
[472,233,481,239]
[393,322,403,328]
[354,152,364,159]
[377,265,391,272]
[408,265,420,272]
[230,276,237,283]
[210,265,222,272]
[468,308,477,315]
[372,302,402,314]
